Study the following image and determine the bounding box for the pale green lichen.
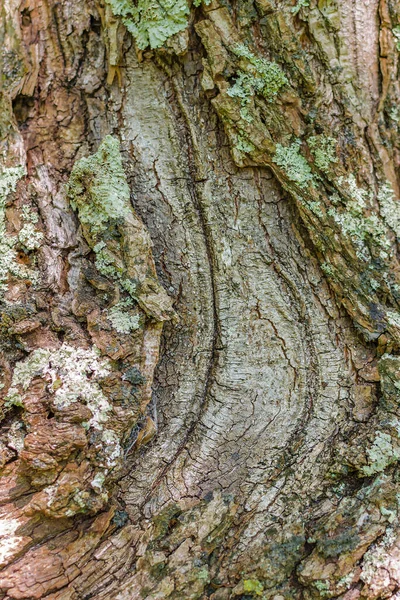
[308,136,337,172]
[361,431,400,476]
[378,183,400,238]
[393,26,400,51]
[67,136,142,320]
[360,527,397,585]
[18,223,43,250]
[313,580,330,595]
[90,471,106,493]
[272,141,314,188]
[292,0,309,14]
[5,344,112,429]
[107,298,141,333]
[0,166,40,294]
[228,44,288,122]
[236,134,255,154]
[105,0,190,49]
[67,136,131,237]
[321,262,334,277]
[328,176,391,261]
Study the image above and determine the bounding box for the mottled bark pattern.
[1,0,400,598]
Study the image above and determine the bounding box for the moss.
[243,579,264,595]
[105,0,190,49]
[308,135,337,172]
[272,141,314,188]
[228,44,288,122]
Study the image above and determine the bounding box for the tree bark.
[1,0,400,598]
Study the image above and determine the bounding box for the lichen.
[0,166,39,294]
[67,135,175,323]
[243,579,264,595]
[292,0,310,14]
[236,134,256,154]
[313,580,330,597]
[67,136,131,238]
[308,136,337,172]
[67,137,140,310]
[328,176,391,261]
[393,26,400,51]
[106,299,141,333]
[5,344,112,429]
[228,44,288,122]
[360,527,397,585]
[105,0,190,49]
[272,141,314,188]
[18,223,43,250]
[361,431,400,476]
[378,183,400,238]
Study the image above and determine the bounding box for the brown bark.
[1,0,400,598]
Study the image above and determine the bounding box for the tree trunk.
[1,0,400,598]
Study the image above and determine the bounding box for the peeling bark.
[1,0,400,598]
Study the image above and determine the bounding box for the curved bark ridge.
[1,0,400,599]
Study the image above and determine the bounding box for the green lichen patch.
[308,136,337,173]
[5,344,112,428]
[105,0,190,49]
[107,298,141,333]
[328,176,391,262]
[243,579,264,595]
[67,135,176,323]
[228,44,288,122]
[0,167,40,294]
[292,0,310,14]
[361,431,400,476]
[393,26,400,51]
[272,141,314,188]
[67,135,131,239]
[378,183,400,239]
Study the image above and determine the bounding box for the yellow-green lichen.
[243,579,264,595]
[272,141,314,188]
[105,0,190,49]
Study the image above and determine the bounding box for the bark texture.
[1,0,400,598]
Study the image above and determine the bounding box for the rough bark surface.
[1,0,400,598]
